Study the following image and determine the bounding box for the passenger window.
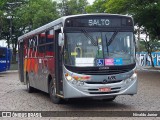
[33,35,38,47]
[38,45,45,57]
[46,29,54,43]
[45,29,54,57]
[39,32,46,44]
[46,44,54,56]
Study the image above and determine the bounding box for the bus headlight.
[66,75,72,81]
[124,73,137,84]
[65,73,90,86]
[130,73,137,81]
[65,73,73,81]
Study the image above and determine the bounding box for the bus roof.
[18,13,131,41]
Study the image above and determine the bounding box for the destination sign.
[88,19,110,26]
[65,16,133,27]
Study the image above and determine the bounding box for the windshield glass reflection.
[64,31,135,67]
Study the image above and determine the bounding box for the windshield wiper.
[81,29,98,46]
[105,35,109,56]
[106,31,118,46]
[105,31,118,56]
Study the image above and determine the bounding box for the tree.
[105,0,160,39]
[86,0,107,13]
[58,0,88,16]
[0,0,59,62]
[16,0,59,31]
[105,0,160,67]
[0,0,25,50]
[0,17,10,48]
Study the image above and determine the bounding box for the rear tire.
[26,74,34,93]
[49,80,62,104]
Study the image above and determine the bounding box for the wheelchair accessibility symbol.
[96,59,104,66]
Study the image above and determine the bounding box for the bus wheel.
[49,80,62,104]
[26,74,34,93]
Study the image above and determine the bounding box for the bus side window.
[28,37,38,58]
[32,35,38,58]
[38,45,45,57]
[46,44,54,57]
[24,39,28,58]
[45,29,54,57]
[39,32,46,44]
[46,29,54,43]
[38,32,46,57]
[28,38,33,58]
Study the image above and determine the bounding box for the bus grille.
[89,91,119,94]
[85,80,122,84]
[77,69,130,75]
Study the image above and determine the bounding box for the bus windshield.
[64,31,135,67]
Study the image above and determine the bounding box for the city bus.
[18,14,137,104]
[0,47,11,72]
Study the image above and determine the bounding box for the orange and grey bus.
[18,14,137,104]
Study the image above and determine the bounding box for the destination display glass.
[65,16,133,27]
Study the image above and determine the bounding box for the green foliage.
[105,0,160,39]
[88,0,160,40]
[16,0,59,30]
[0,0,59,62]
[105,0,131,14]
[136,2,160,39]
[138,40,160,52]
[86,0,107,13]
[138,41,146,52]
[58,0,88,15]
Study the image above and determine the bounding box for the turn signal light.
[73,76,79,80]
[72,75,90,81]
[65,73,69,76]
[65,73,90,81]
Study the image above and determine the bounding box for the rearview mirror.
[58,33,64,46]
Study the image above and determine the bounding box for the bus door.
[54,27,63,96]
[19,42,24,82]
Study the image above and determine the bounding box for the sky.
[0,40,7,47]
[54,0,95,4]
[88,0,94,4]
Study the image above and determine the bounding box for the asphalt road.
[0,70,160,119]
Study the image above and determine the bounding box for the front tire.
[49,80,62,104]
[26,74,34,93]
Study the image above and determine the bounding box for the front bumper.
[63,76,138,99]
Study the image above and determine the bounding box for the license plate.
[99,87,111,92]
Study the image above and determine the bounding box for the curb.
[137,67,160,72]
[142,69,160,72]
[6,70,18,73]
